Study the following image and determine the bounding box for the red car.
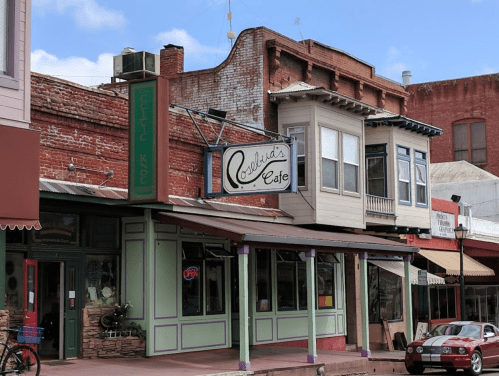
[405,321,499,375]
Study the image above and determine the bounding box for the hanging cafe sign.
[223,142,292,194]
[172,104,298,198]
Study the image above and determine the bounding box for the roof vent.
[402,71,412,87]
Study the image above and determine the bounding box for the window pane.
[417,185,427,205]
[398,159,410,202]
[471,122,485,149]
[397,146,409,156]
[205,261,224,314]
[344,164,358,192]
[0,0,7,74]
[367,157,385,197]
[256,249,272,312]
[288,127,305,156]
[231,256,239,313]
[455,150,469,162]
[298,264,307,310]
[398,159,409,181]
[5,253,24,310]
[277,263,296,311]
[297,156,305,187]
[472,149,487,163]
[321,127,338,160]
[86,216,120,249]
[318,266,334,309]
[322,158,337,189]
[182,261,202,316]
[399,181,410,202]
[378,268,402,321]
[343,134,359,165]
[453,123,468,156]
[415,164,427,184]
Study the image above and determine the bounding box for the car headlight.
[416,346,423,354]
[407,347,414,354]
[458,347,467,355]
[442,347,451,354]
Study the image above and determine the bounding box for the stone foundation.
[0,310,9,343]
[81,308,145,359]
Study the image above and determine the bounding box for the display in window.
[84,255,119,307]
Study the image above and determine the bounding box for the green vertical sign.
[129,81,157,202]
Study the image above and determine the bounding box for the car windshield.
[428,324,482,339]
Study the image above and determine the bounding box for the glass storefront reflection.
[465,286,499,325]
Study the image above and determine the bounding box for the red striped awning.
[0,219,41,230]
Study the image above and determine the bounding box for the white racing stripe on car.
[422,335,453,347]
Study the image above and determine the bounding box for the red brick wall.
[31,73,130,188]
[406,74,499,175]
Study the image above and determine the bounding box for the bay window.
[343,133,359,193]
[397,146,411,204]
[415,150,428,206]
[287,126,306,187]
[321,127,338,190]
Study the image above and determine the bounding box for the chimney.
[402,71,412,87]
[160,44,184,78]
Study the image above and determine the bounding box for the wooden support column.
[359,252,370,357]
[306,249,317,363]
[238,245,250,370]
[404,255,414,343]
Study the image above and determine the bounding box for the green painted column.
[404,255,414,343]
[144,209,155,356]
[238,245,250,370]
[359,252,370,357]
[306,249,317,363]
[0,230,5,310]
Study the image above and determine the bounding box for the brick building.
[406,73,499,176]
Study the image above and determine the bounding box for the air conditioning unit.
[113,49,160,80]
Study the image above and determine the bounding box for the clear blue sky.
[31,0,499,87]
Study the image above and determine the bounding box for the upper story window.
[343,133,360,193]
[287,126,306,187]
[397,146,411,205]
[415,150,428,207]
[453,121,486,164]
[0,0,20,89]
[366,144,387,198]
[321,127,339,190]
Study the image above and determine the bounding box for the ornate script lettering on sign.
[223,143,291,194]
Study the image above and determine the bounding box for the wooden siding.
[314,104,365,229]
[278,102,315,224]
[0,0,30,127]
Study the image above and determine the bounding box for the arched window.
[453,120,486,164]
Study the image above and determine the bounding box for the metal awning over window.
[419,249,495,277]
[368,260,445,285]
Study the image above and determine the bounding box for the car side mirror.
[484,332,494,339]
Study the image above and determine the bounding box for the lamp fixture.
[454,223,468,240]
[67,163,114,186]
[451,194,461,203]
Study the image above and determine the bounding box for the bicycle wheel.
[1,345,40,376]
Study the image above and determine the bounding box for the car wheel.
[405,364,425,375]
[466,350,483,376]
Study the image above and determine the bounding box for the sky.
[31,0,499,87]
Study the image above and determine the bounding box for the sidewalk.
[38,348,407,376]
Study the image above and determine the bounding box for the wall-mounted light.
[68,163,114,186]
[451,194,461,203]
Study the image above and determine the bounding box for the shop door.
[23,260,38,328]
[64,260,79,358]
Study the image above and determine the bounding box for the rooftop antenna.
[294,17,304,42]
[227,0,236,48]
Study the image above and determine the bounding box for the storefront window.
[205,261,224,315]
[368,264,403,323]
[86,216,120,249]
[182,242,227,317]
[465,286,499,325]
[317,260,335,309]
[255,249,272,312]
[298,264,307,309]
[84,255,120,307]
[430,285,456,320]
[5,252,24,310]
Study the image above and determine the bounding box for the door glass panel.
[205,261,224,314]
[68,267,75,310]
[255,249,271,312]
[27,265,35,312]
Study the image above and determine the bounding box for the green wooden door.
[64,260,80,358]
